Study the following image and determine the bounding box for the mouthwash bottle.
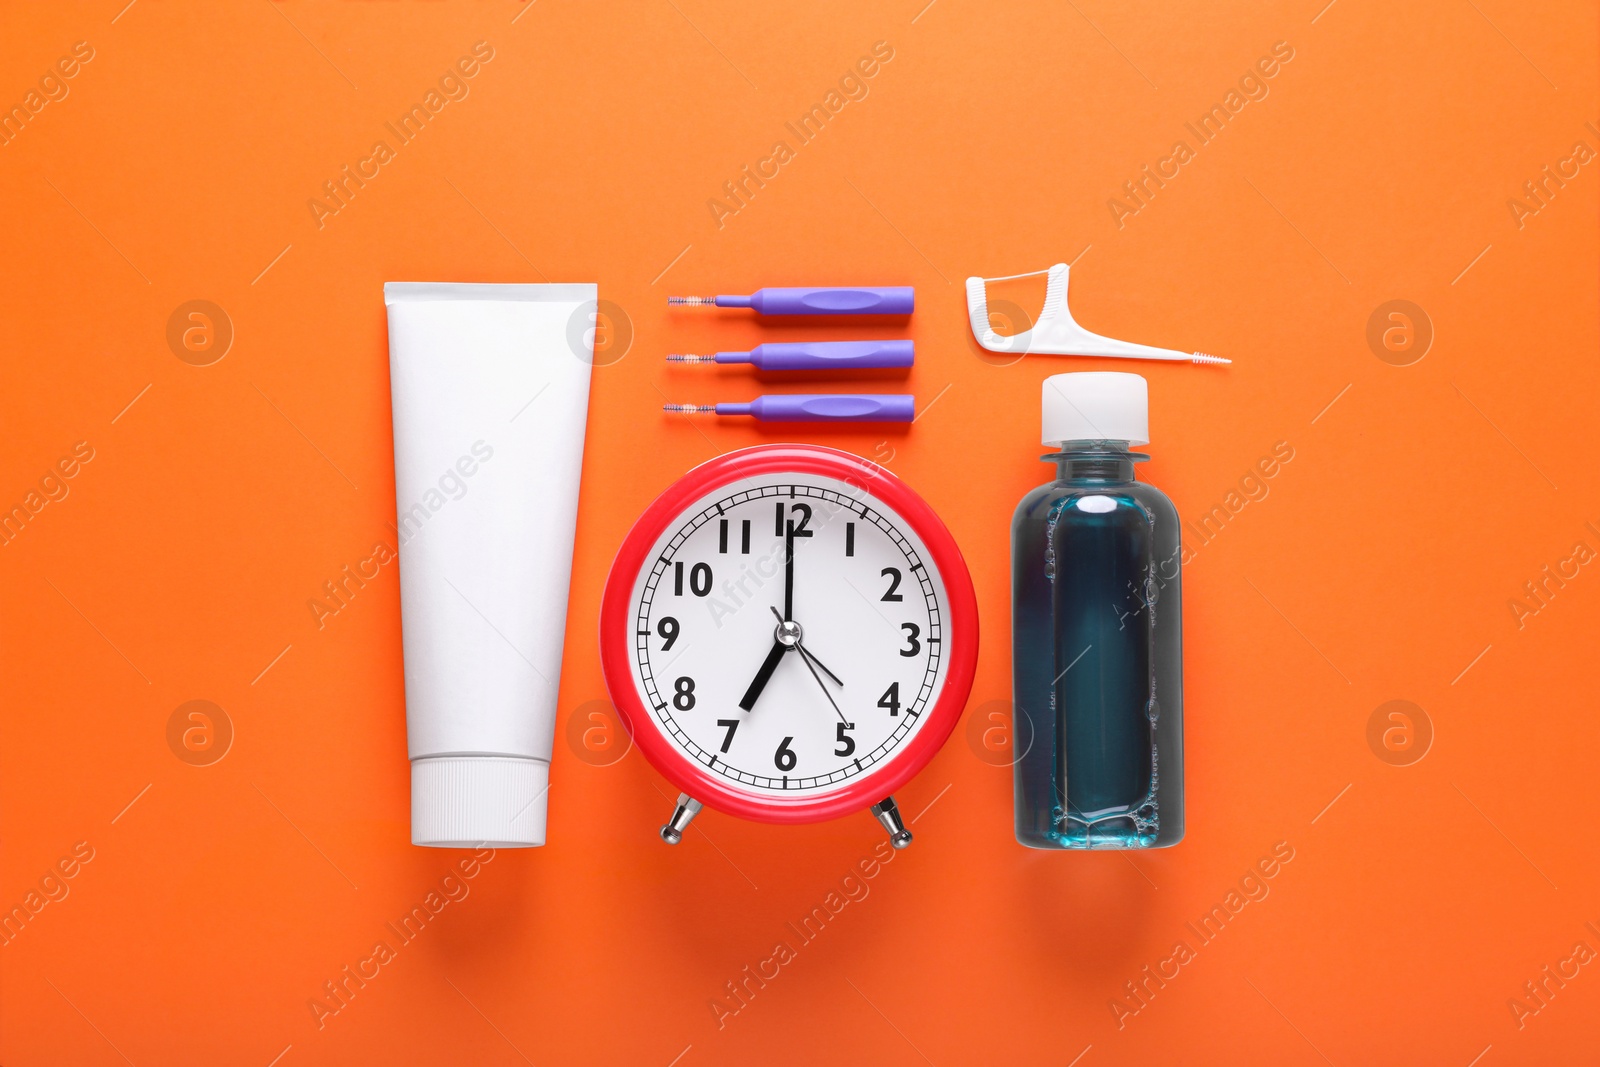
[1012,373,1183,849]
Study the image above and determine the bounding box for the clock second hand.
[798,640,842,687]
[766,605,847,724]
[766,606,843,684]
[796,644,849,725]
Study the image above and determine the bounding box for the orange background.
[2,1,1597,1064]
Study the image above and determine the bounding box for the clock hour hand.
[738,639,788,712]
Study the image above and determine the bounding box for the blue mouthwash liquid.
[1012,373,1184,849]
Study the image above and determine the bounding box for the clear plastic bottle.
[1012,373,1184,849]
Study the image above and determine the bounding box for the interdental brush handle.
[718,394,915,422]
[719,287,914,315]
[719,340,915,370]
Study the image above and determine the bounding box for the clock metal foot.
[870,796,913,849]
[660,793,703,844]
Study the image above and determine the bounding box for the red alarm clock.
[599,444,978,847]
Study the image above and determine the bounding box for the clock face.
[625,472,951,800]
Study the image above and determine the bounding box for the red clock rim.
[597,443,979,824]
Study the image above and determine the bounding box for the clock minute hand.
[738,640,788,712]
[783,520,795,621]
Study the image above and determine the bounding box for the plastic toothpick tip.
[665,295,718,306]
[1191,352,1232,365]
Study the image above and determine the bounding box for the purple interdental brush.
[667,286,914,315]
[666,340,914,370]
[662,394,915,423]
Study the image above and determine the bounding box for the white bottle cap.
[411,755,549,848]
[1042,372,1149,447]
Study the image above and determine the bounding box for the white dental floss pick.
[965,263,1230,365]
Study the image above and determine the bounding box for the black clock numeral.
[718,518,729,553]
[672,561,713,597]
[878,682,900,716]
[716,718,739,753]
[777,501,816,538]
[899,623,921,657]
[774,736,797,771]
[844,522,855,556]
[656,616,679,651]
[741,519,751,554]
[880,567,904,602]
[834,721,856,757]
[673,676,696,711]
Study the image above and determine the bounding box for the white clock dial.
[627,473,950,796]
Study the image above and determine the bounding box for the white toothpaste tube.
[384,282,596,847]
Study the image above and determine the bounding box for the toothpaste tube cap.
[1042,371,1149,447]
[411,755,549,848]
